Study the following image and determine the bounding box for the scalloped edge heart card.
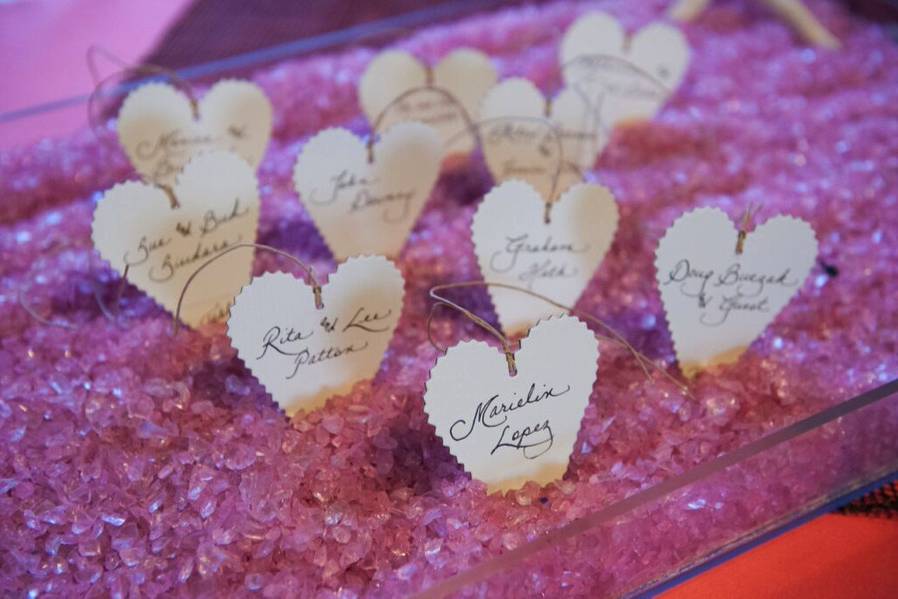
[360,49,497,156]
[228,255,405,415]
[118,80,272,187]
[655,207,817,376]
[480,77,605,202]
[424,315,599,493]
[92,150,260,327]
[293,122,443,261]
[560,12,689,126]
[472,180,619,336]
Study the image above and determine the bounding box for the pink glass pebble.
[2,0,898,597]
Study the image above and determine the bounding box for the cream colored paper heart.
[92,150,260,327]
[359,48,497,156]
[473,180,619,336]
[118,80,272,187]
[227,256,404,415]
[293,123,442,261]
[424,315,599,493]
[560,12,689,126]
[480,77,603,202]
[655,207,817,376]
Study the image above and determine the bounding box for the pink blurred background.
[0,0,190,148]
[1,1,896,596]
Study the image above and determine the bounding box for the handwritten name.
[486,122,556,154]
[489,234,588,289]
[135,129,215,162]
[122,198,251,282]
[350,189,414,223]
[257,306,393,379]
[150,236,242,283]
[134,126,248,181]
[501,159,548,178]
[259,328,368,379]
[310,170,416,223]
[664,258,798,326]
[449,383,570,459]
[394,92,461,126]
[566,58,667,104]
[490,234,588,271]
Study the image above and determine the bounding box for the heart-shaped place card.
[293,122,443,261]
[480,77,604,202]
[424,315,599,493]
[560,12,689,126]
[655,207,818,376]
[227,256,404,415]
[473,180,619,336]
[92,150,261,327]
[359,49,497,156]
[118,80,272,187]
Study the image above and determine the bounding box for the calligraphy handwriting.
[309,170,377,206]
[198,198,249,237]
[449,383,570,460]
[349,188,415,223]
[394,93,460,126]
[664,258,798,326]
[309,169,416,223]
[257,325,369,379]
[148,235,244,282]
[490,234,588,272]
[123,235,171,267]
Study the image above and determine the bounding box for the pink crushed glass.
[1,0,897,597]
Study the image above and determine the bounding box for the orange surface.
[663,515,898,599]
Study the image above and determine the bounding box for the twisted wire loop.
[426,280,691,395]
[559,53,669,169]
[171,243,323,336]
[86,45,200,139]
[17,287,78,331]
[426,297,518,376]
[366,84,479,162]
[87,46,195,203]
[445,115,571,212]
[91,265,131,327]
[367,55,610,212]
[18,257,131,331]
[735,202,760,255]
[339,19,458,158]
